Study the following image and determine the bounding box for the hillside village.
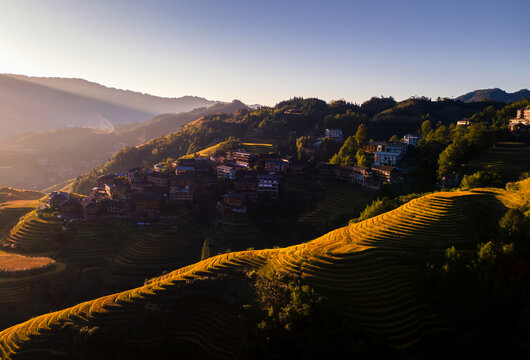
[47,129,423,221]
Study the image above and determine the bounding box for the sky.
[0,0,529,105]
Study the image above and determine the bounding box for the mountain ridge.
[456,87,530,103]
[0,74,217,138]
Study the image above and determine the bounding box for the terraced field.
[0,201,40,243]
[107,220,203,286]
[459,142,530,182]
[188,141,276,157]
[299,180,376,234]
[241,142,277,154]
[0,185,524,359]
[5,210,64,253]
[206,216,269,254]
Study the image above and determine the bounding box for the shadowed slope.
[0,188,518,359]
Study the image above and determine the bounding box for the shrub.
[460,170,502,190]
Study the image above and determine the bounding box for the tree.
[389,134,400,142]
[201,240,211,260]
[355,124,368,148]
[433,125,450,143]
[341,155,355,166]
[421,120,433,139]
[356,148,369,167]
[437,139,466,177]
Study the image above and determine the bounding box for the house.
[373,142,406,167]
[176,158,195,166]
[227,150,256,168]
[219,192,247,215]
[169,186,194,201]
[257,174,280,200]
[352,165,370,186]
[97,174,116,187]
[376,142,407,155]
[131,180,150,192]
[57,197,83,218]
[363,142,378,154]
[153,163,164,173]
[174,175,195,188]
[223,192,245,207]
[104,182,130,200]
[217,165,236,180]
[516,107,530,120]
[146,172,170,188]
[325,128,343,142]
[49,191,69,209]
[175,166,195,176]
[264,159,290,173]
[371,165,401,183]
[509,108,530,132]
[103,200,133,217]
[402,134,421,147]
[234,177,258,201]
[374,151,402,167]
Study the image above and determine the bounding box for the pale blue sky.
[0,0,528,105]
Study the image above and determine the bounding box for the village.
[47,128,422,221]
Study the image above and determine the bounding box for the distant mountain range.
[456,88,530,103]
[0,74,217,138]
[0,100,249,190]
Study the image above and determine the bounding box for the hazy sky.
[0,0,528,105]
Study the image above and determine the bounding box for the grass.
[0,183,524,359]
[459,141,530,182]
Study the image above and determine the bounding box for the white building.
[324,128,343,142]
[374,151,402,167]
[257,174,280,200]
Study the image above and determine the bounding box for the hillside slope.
[0,101,249,190]
[0,74,216,138]
[0,186,522,359]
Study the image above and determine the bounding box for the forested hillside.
[72,96,505,194]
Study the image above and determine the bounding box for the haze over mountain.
[0,74,217,138]
[0,99,249,190]
[456,88,530,103]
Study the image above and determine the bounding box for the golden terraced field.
[0,184,525,359]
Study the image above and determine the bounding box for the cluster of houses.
[48,149,296,220]
[46,127,425,220]
[316,131,419,189]
[509,107,530,139]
